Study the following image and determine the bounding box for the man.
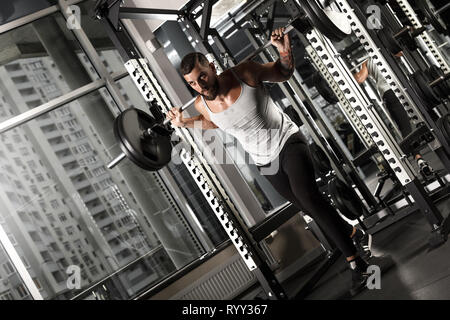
[353,55,433,176]
[167,27,372,296]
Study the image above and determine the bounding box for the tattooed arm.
[270,26,295,80]
[275,48,295,79]
[235,27,295,84]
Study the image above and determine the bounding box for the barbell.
[107,3,353,170]
[106,22,296,170]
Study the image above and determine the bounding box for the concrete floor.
[284,202,450,300]
[246,147,450,300]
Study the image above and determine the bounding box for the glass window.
[33,278,42,290]
[21,256,31,268]
[16,284,29,299]
[0,12,98,122]
[114,76,147,110]
[0,1,58,26]
[65,1,127,75]
[0,291,14,300]
[0,88,221,299]
[115,76,228,246]
[0,245,32,300]
[3,261,15,275]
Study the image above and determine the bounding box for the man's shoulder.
[229,62,260,85]
[232,61,254,75]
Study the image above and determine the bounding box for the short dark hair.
[180,52,209,75]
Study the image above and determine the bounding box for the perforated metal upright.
[394,0,449,73]
[95,0,289,300]
[302,0,448,247]
[346,0,450,179]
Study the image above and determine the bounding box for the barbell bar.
[107,21,300,170]
[106,3,354,170]
[107,96,196,169]
[435,3,450,16]
[241,24,295,62]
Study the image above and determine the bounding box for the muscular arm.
[354,60,369,84]
[236,28,295,84]
[236,55,295,85]
[174,97,218,130]
[275,49,295,79]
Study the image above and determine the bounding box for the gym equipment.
[429,65,450,100]
[311,73,339,104]
[377,26,403,55]
[412,66,450,108]
[308,142,366,222]
[328,177,363,221]
[416,0,450,36]
[437,114,450,143]
[297,0,352,42]
[241,24,296,61]
[108,12,350,171]
[310,146,365,222]
[377,25,426,54]
[399,123,435,156]
[113,108,174,171]
[108,17,301,170]
[309,142,333,176]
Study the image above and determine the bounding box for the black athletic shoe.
[352,229,372,262]
[418,158,434,177]
[350,268,370,297]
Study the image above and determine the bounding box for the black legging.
[383,89,413,137]
[257,132,356,257]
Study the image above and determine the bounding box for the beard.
[201,79,219,100]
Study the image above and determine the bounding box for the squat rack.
[94,0,449,299]
[179,0,450,245]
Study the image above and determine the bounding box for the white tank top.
[201,69,299,166]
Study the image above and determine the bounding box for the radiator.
[171,253,256,300]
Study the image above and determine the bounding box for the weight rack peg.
[429,73,450,88]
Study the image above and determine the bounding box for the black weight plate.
[417,0,449,36]
[298,0,351,42]
[309,143,332,176]
[411,71,441,107]
[312,73,339,104]
[328,178,362,220]
[114,108,172,171]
